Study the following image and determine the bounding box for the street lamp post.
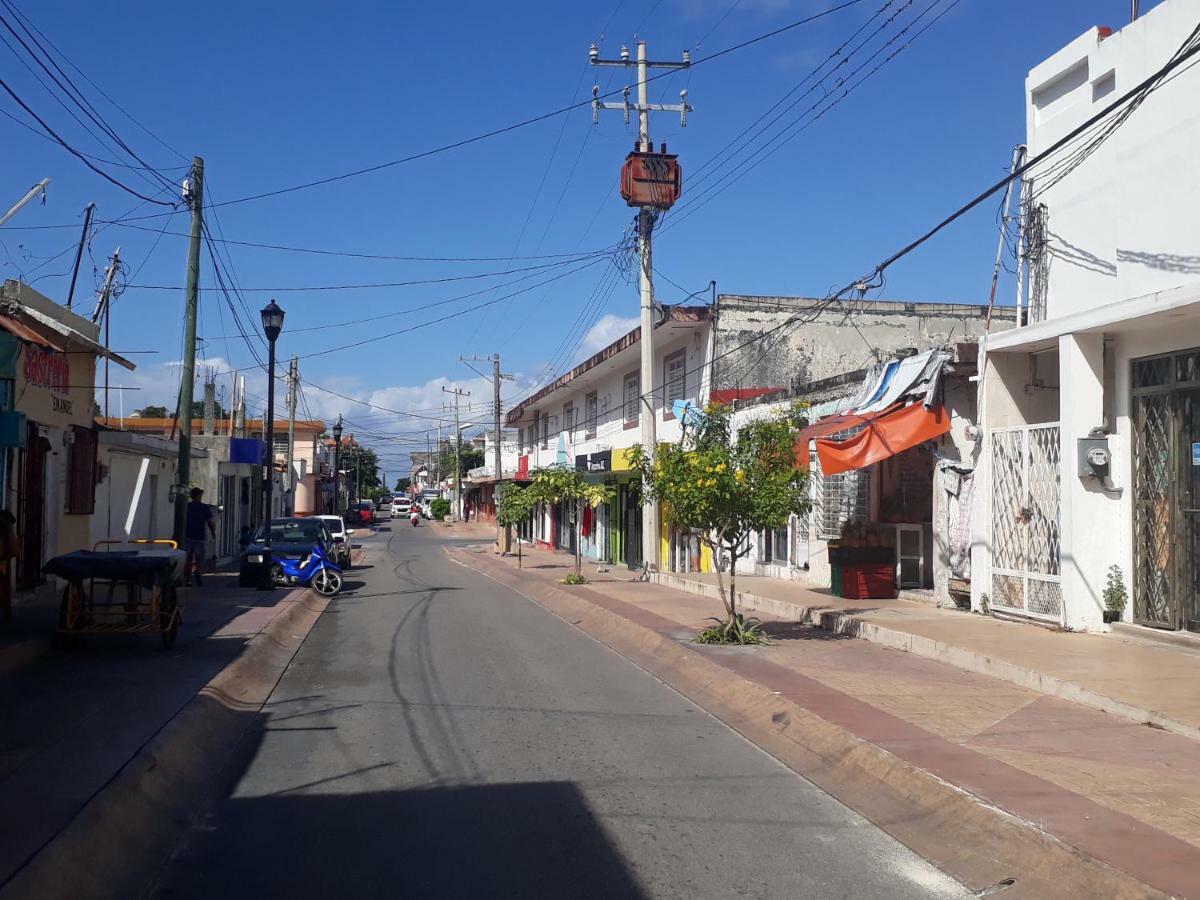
[260,299,285,589]
[332,415,343,516]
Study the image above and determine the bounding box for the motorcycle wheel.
[313,568,342,596]
[270,563,287,586]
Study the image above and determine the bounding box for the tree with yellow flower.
[629,403,809,643]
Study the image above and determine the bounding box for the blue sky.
[0,0,1160,475]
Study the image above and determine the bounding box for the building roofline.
[505,305,711,425]
[716,294,1012,317]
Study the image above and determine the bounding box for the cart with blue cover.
[43,540,186,649]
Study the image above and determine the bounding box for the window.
[623,372,640,429]
[663,350,685,417]
[66,425,97,515]
[585,392,598,439]
[815,453,870,540]
[562,402,576,436]
[540,412,549,450]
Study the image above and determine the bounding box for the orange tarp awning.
[796,403,951,476]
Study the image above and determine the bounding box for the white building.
[974,1,1200,632]
[505,307,714,570]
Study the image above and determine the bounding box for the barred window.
[663,350,685,417]
[585,392,598,439]
[813,451,870,539]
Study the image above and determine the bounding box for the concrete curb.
[0,587,331,900]
[652,571,1200,742]
[466,549,1165,900]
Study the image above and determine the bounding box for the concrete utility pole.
[461,354,515,550]
[173,157,203,545]
[285,356,298,512]
[442,386,469,522]
[91,248,121,426]
[0,177,49,229]
[591,40,691,571]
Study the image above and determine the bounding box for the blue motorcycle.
[271,543,343,596]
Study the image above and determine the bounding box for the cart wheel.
[160,585,179,649]
[312,568,342,597]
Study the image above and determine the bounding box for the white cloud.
[578,314,640,360]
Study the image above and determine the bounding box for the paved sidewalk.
[653,568,1200,739]
[453,539,1200,899]
[0,570,312,887]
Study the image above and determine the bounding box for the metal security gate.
[990,424,1063,623]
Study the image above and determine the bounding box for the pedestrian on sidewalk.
[0,510,18,625]
[185,488,216,587]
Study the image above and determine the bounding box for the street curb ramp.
[451,546,1166,900]
[0,589,331,900]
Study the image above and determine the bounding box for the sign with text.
[23,345,70,396]
[575,449,612,473]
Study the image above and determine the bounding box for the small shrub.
[560,572,589,585]
[694,614,770,646]
[429,499,451,519]
[1104,564,1128,613]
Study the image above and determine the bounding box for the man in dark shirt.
[185,487,216,587]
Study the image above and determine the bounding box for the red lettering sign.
[24,346,70,396]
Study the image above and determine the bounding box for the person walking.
[185,488,216,587]
[0,510,18,625]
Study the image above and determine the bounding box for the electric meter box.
[1078,436,1111,479]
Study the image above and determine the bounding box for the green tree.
[630,403,810,643]
[527,467,614,581]
[438,446,486,477]
[394,477,411,492]
[495,481,535,568]
[136,405,168,418]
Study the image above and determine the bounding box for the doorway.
[16,421,46,588]
[1132,351,1200,631]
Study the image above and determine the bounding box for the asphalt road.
[150,523,968,900]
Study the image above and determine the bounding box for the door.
[1178,389,1200,631]
[17,422,45,588]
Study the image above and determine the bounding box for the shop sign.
[24,346,70,396]
[575,450,611,473]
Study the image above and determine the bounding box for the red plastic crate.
[840,563,896,600]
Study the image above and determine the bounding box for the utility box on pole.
[591,39,693,572]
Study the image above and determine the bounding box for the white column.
[1059,332,1110,630]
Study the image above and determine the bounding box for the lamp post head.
[260,298,285,342]
[332,415,343,445]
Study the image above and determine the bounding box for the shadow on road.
[156,781,648,899]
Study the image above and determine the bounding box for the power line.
[0,74,176,205]
[91,0,871,220]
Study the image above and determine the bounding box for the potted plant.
[1103,564,1127,624]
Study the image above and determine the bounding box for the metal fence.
[989,424,1063,623]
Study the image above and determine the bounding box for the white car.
[316,515,353,567]
[391,496,412,518]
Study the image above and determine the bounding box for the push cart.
[43,540,187,649]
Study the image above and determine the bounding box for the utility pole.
[285,356,298,513]
[91,248,120,425]
[0,177,49,229]
[442,386,469,522]
[460,354,515,549]
[173,157,203,545]
[591,41,691,571]
[66,201,95,310]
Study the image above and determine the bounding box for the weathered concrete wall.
[713,295,1014,393]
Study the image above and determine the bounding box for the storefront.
[0,282,134,589]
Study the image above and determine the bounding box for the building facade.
[974,1,1200,632]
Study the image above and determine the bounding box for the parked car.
[239,517,335,587]
[391,496,412,518]
[316,514,353,567]
[345,502,375,526]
